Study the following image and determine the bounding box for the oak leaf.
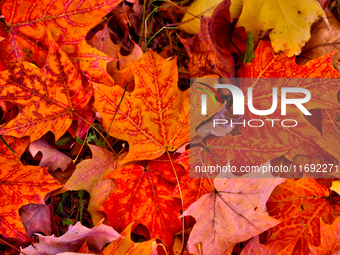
[0,34,92,141]
[181,174,284,255]
[237,0,325,57]
[94,50,190,164]
[21,222,121,255]
[0,136,61,241]
[28,139,72,172]
[66,145,125,224]
[104,155,185,247]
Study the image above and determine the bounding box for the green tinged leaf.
[243,31,255,63]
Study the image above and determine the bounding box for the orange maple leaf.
[173,149,215,210]
[239,40,340,163]
[0,136,61,241]
[0,34,92,141]
[104,155,185,248]
[308,217,340,255]
[266,178,340,254]
[94,50,190,163]
[0,0,122,85]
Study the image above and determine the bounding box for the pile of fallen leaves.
[2,0,340,254]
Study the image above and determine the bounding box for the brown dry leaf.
[21,222,121,255]
[296,9,340,67]
[19,204,52,238]
[181,14,234,78]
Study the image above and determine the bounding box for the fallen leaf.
[240,235,293,255]
[21,222,121,255]
[315,109,340,164]
[0,34,92,141]
[67,105,95,138]
[237,0,325,57]
[266,178,339,254]
[331,180,340,195]
[117,42,143,70]
[296,9,339,65]
[28,139,72,172]
[181,174,284,255]
[87,179,117,225]
[238,40,340,163]
[179,0,223,34]
[180,0,236,78]
[309,217,340,255]
[104,155,185,247]
[19,204,52,238]
[94,50,190,164]
[107,41,143,92]
[195,134,296,172]
[66,145,125,225]
[159,2,185,24]
[0,136,61,241]
[87,21,122,59]
[100,222,166,255]
[173,149,215,210]
[0,0,122,70]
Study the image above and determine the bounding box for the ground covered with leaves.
[2,0,340,254]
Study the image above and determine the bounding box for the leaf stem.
[145,26,178,49]
[72,112,116,154]
[0,237,26,255]
[0,136,16,154]
[104,81,129,146]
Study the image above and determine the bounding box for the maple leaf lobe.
[94,50,190,163]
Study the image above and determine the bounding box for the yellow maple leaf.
[237,0,326,57]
